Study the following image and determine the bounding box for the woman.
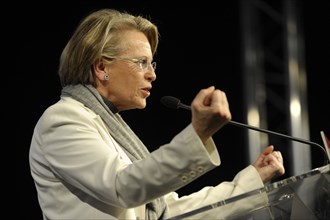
[29,8,284,220]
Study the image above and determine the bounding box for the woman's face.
[99,30,156,111]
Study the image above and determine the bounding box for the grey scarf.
[61,84,168,220]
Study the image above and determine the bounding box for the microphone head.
[160,96,180,109]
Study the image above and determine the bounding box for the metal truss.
[240,0,311,177]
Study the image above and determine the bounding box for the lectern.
[167,164,330,220]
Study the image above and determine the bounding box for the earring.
[104,74,110,80]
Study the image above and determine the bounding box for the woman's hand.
[253,145,285,183]
[191,86,232,143]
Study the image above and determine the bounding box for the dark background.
[17,1,329,219]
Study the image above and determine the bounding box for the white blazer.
[29,97,267,220]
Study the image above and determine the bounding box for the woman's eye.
[140,59,148,65]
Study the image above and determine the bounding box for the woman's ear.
[93,59,108,81]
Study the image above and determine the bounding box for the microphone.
[160,95,329,165]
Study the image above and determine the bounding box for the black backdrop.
[17,1,329,219]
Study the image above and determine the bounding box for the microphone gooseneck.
[160,96,329,165]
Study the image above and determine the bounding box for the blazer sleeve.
[115,123,222,207]
[164,165,268,219]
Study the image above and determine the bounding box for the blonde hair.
[59,9,159,86]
